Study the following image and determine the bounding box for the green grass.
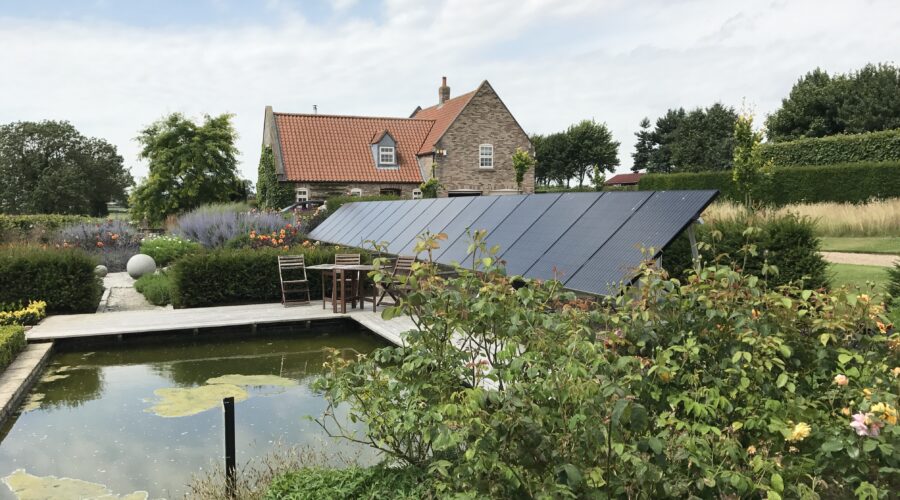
[820,237,900,254]
[134,272,172,306]
[829,263,890,291]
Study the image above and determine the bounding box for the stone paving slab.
[0,342,53,425]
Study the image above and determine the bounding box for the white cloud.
[0,0,897,182]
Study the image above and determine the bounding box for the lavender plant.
[173,203,289,248]
[56,219,141,272]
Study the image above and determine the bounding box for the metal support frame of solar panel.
[564,190,718,294]
[311,191,717,296]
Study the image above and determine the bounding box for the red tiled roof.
[412,90,477,155]
[605,173,643,185]
[274,113,433,183]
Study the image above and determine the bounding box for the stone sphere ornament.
[93,265,108,278]
[126,254,156,279]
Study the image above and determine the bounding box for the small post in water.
[223,396,236,498]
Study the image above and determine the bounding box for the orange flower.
[96,241,104,248]
[111,233,119,240]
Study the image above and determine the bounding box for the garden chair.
[277,255,311,306]
[323,253,362,311]
[375,255,416,306]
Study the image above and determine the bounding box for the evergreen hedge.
[638,161,900,205]
[0,325,27,371]
[0,247,102,314]
[170,246,371,308]
[759,129,900,166]
[325,194,401,215]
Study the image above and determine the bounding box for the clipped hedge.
[0,325,27,370]
[134,273,172,306]
[639,161,900,205]
[170,246,370,308]
[325,194,400,215]
[0,247,102,314]
[265,466,429,500]
[760,129,900,166]
[663,212,829,289]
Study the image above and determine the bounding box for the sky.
[1,0,898,183]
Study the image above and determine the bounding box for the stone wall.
[290,182,419,200]
[433,83,534,195]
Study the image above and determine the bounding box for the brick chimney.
[438,76,450,105]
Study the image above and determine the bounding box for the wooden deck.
[27,302,414,347]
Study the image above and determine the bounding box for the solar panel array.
[309,191,718,296]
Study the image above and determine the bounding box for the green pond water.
[0,321,387,499]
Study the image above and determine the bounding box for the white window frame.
[295,187,309,202]
[412,189,423,200]
[350,188,362,197]
[379,146,396,165]
[479,144,494,169]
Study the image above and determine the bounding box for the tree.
[511,147,536,191]
[732,113,774,207]
[631,117,653,172]
[647,108,685,173]
[0,120,132,215]
[766,63,900,141]
[670,103,737,172]
[256,145,294,210]
[130,113,240,224]
[565,120,620,187]
[533,132,570,186]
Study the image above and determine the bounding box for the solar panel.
[390,197,475,255]
[312,190,717,296]
[525,191,652,282]
[500,192,601,276]
[564,190,717,294]
[437,195,528,265]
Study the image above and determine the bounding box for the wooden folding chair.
[323,253,362,311]
[376,255,416,306]
[278,255,311,306]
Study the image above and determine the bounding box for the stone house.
[261,78,533,203]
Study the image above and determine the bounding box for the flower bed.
[0,301,47,326]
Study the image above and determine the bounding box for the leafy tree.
[130,113,240,224]
[256,145,293,210]
[0,121,132,216]
[565,120,620,187]
[532,132,570,186]
[631,117,653,172]
[511,147,536,191]
[670,103,738,172]
[767,63,900,141]
[732,113,775,208]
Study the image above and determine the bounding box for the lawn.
[820,236,900,254]
[829,263,890,291]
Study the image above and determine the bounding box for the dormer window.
[379,146,395,165]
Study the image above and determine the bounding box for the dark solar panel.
[430,196,501,261]
[525,191,653,282]
[308,203,352,240]
[377,199,437,248]
[390,197,475,255]
[356,200,416,245]
[387,198,456,254]
[331,201,392,246]
[314,201,367,241]
[480,193,561,265]
[564,190,717,294]
[436,195,529,265]
[501,192,601,276]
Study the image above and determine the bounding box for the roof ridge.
[416,89,477,113]
[273,111,435,122]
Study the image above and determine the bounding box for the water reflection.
[0,321,386,499]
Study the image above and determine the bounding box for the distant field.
[829,263,889,291]
[820,237,900,254]
[704,199,900,237]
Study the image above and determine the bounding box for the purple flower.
[850,412,882,437]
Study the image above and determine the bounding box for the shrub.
[0,247,102,314]
[173,203,289,248]
[663,211,829,289]
[170,246,369,308]
[760,129,900,166]
[638,161,900,206]
[134,272,172,306]
[315,232,900,498]
[0,214,97,244]
[0,325,27,370]
[265,466,429,500]
[0,300,47,326]
[56,219,142,272]
[324,194,400,215]
[140,235,202,267]
[888,263,900,302]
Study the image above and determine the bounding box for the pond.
[0,320,387,499]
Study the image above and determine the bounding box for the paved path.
[821,252,899,267]
[29,302,413,346]
[97,272,169,313]
[0,342,53,424]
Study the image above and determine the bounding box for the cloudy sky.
[1,0,898,181]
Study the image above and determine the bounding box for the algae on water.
[2,469,148,500]
[206,374,298,388]
[146,384,248,418]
